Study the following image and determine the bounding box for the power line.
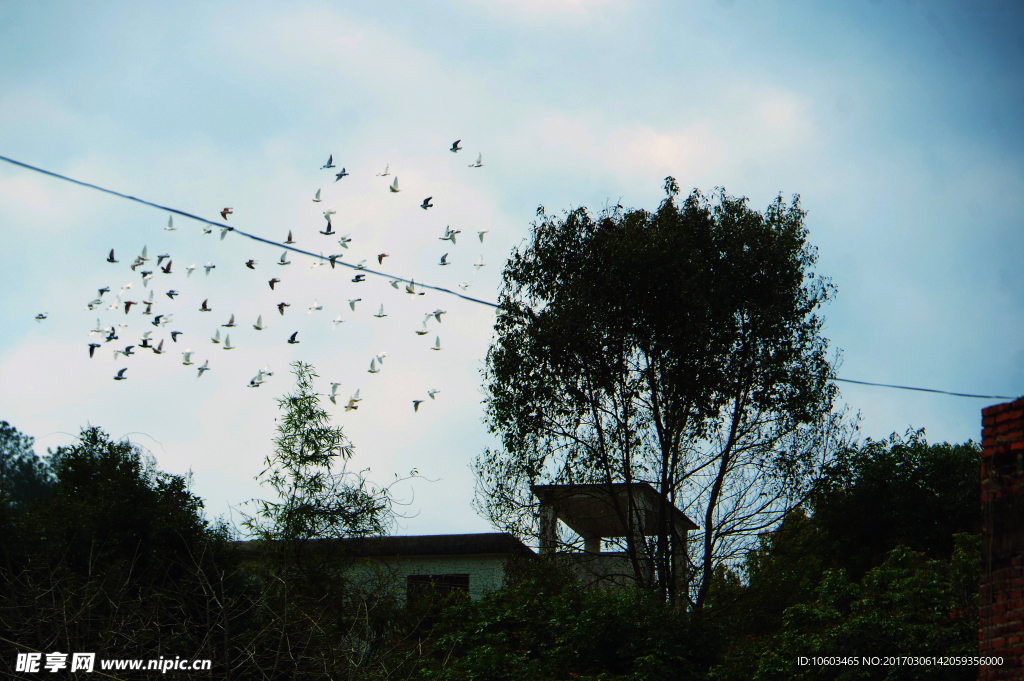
[0,154,498,308]
[833,377,1016,401]
[1,154,1016,403]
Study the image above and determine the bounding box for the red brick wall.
[980,397,1024,680]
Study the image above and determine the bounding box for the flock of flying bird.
[41,140,489,413]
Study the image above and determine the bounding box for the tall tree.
[475,179,854,608]
[0,420,53,511]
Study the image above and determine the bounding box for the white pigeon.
[352,389,361,401]
[338,234,352,249]
[469,153,483,168]
[312,188,322,203]
[220,227,230,241]
[368,358,380,374]
[253,315,264,331]
[439,253,450,266]
[90,319,104,335]
[389,177,400,193]
[157,313,171,327]
[332,315,345,329]
[323,209,336,218]
[308,299,323,314]
[432,336,442,351]
[478,229,489,242]
[389,279,401,289]
[348,298,361,311]
[186,264,197,277]
[374,305,386,318]
[415,321,429,336]
[474,256,486,270]
[202,225,212,235]
[197,360,210,377]
[376,164,389,176]
[355,259,366,270]
[182,350,194,365]
[212,328,221,344]
[165,215,176,231]
[329,382,342,404]
[375,351,387,364]
[248,370,264,387]
[459,282,472,290]
[139,246,149,261]
[262,365,274,377]
[431,309,447,323]
[279,251,291,266]
[119,283,133,295]
[204,261,216,275]
[428,389,440,400]
[223,335,234,350]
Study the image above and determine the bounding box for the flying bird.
[166,215,175,231]
[332,315,345,329]
[338,234,351,248]
[287,331,299,344]
[121,345,135,356]
[329,254,342,268]
[474,255,486,270]
[253,315,264,331]
[151,314,165,327]
[428,389,440,400]
[248,370,264,388]
[211,329,221,344]
[107,249,118,263]
[160,260,172,274]
[268,278,280,291]
[140,332,152,348]
[389,279,400,289]
[200,299,211,312]
[223,335,235,350]
[153,339,165,355]
[321,154,335,169]
[355,259,367,270]
[320,220,335,236]
[245,259,258,269]
[88,343,101,358]
[374,305,386,318]
[378,253,388,265]
[450,139,462,153]
[344,398,358,412]
[323,208,336,218]
[223,314,236,328]
[182,350,194,365]
[220,207,233,220]
[277,302,290,315]
[170,331,183,342]
[420,197,433,210]
[440,226,460,244]
[105,328,118,343]
[478,229,489,242]
[329,382,342,405]
[439,253,449,266]
[139,246,150,261]
[431,309,447,323]
[307,300,323,314]
[186,264,197,277]
[113,368,128,381]
[156,254,170,266]
[351,274,366,283]
[202,225,212,235]
[368,358,379,374]
[220,226,232,241]
[278,252,291,266]
[312,189,322,202]
[204,261,216,275]
[166,290,179,299]
[431,336,442,351]
[415,321,429,336]
[469,153,483,168]
[405,280,417,295]
[334,168,349,181]
[389,177,400,193]
[285,230,295,244]
[197,360,210,377]
[34,313,47,322]
[413,400,424,412]
[90,319,104,335]
[98,287,110,296]
[123,301,136,314]
[376,164,390,176]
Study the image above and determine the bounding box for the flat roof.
[230,532,538,561]
[532,482,699,538]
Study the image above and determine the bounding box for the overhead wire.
[1,154,1016,402]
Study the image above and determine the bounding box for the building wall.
[343,553,513,604]
[979,397,1024,681]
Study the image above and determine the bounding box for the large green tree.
[475,179,854,608]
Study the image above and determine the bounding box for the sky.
[1,0,1022,539]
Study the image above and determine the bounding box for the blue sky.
[1,0,1021,537]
